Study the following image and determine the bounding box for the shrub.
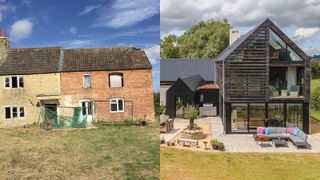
[211,139,225,151]
[311,87,320,111]
[160,104,166,115]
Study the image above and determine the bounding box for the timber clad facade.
[216,19,311,134]
[0,30,154,127]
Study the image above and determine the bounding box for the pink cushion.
[259,127,265,134]
[289,128,295,135]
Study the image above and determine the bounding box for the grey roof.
[215,19,266,61]
[0,46,151,75]
[160,59,215,81]
[180,74,205,91]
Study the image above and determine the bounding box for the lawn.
[0,124,159,179]
[161,148,320,180]
[311,79,320,121]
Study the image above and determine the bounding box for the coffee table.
[254,135,271,145]
[272,138,288,147]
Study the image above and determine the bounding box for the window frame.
[4,76,24,89]
[4,106,25,120]
[83,74,91,88]
[109,73,124,88]
[109,98,125,113]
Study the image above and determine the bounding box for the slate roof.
[180,74,205,91]
[160,59,215,82]
[0,47,61,75]
[62,47,152,72]
[0,46,151,75]
[215,19,265,62]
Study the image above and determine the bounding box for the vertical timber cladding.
[225,26,267,102]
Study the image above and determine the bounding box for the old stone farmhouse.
[0,30,154,127]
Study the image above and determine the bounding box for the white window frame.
[4,76,24,89]
[4,106,26,120]
[109,73,123,88]
[109,98,125,113]
[83,74,91,88]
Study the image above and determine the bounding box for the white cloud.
[79,5,101,15]
[161,0,320,34]
[10,19,33,41]
[69,27,77,34]
[292,27,320,43]
[94,0,159,28]
[144,45,160,64]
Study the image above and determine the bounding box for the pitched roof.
[0,47,61,75]
[198,83,219,89]
[180,74,205,91]
[61,47,152,72]
[216,18,310,61]
[160,58,215,82]
[0,46,151,75]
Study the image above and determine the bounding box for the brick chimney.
[229,29,240,45]
[0,29,10,62]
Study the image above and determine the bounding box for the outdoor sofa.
[256,127,310,149]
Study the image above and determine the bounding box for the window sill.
[110,111,125,113]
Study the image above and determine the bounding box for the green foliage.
[311,87,320,111]
[311,61,320,79]
[154,91,160,116]
[160,104,166,115]
[183,105,199,130]
[210,139,225,151]
[160,34,181,58]
[160,19,231,58]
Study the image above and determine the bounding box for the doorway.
[175,96,183,118]
[80,100,94,124]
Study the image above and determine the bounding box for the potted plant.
[211,139,225,151]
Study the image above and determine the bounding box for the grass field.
[160,148,320,180]
[0,124,159,179]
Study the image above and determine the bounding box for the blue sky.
[161,0,320,56]
[0,0,160,90]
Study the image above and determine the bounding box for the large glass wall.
[268,103,285,127]
[231,104,248,132]
[286,104,303,129]
[249,103,265,132]
[230,102,304,133]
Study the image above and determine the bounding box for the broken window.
[5,77,10,88]
[83,74,91,88]
[11,77,17,88]
[20,107,25,118]
[19,77,24,88]
[109,73,123,87]
[5,107,11,119]
[12,107,18,118]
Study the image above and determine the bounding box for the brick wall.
[60,69,155,122]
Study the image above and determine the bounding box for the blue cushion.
[293,129,299,136]
[265,128,271,135]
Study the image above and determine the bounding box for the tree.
[311,60,320,79]
[160,34,181,58]
[311,87,320,111]
[183,105,199,130]
[154,91,160,116]
[160,19,231,59]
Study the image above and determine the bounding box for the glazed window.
[5,106,25,119]
[4,76,24,88]
[109,73,123,87]
[83,74,91,88]
[110,98,124,112]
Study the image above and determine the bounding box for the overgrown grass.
[311,79,320,122]
[0,124,159,179]
[311,79,320,92]
[160,148,320,180]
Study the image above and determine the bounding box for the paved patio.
[211,117,320,153]
[161,117,320,153]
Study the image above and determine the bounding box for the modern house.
[0,30,154,127]
[160,59,219,118]
[216,18,310,134]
